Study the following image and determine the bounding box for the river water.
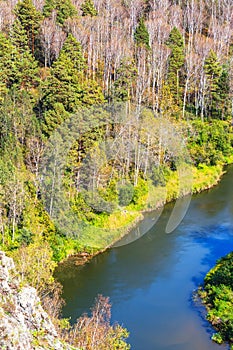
[56,166,233,350]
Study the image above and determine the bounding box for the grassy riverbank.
[0,159,229,266]
[199,252,233,348]
[50,162,226,262]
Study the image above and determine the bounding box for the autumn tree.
[11,238,58,298]
[39,17,66,67]
[63,295,130,350]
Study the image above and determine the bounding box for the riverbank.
[58,162,227,266]
[57,164,233,350]
[198,252,233,349]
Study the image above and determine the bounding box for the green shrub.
[200,252,233,346]
[118,182,134,206]
[151,165,172,187]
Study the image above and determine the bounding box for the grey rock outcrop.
[0,251,75,350]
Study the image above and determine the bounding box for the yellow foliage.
[10,238,57,296]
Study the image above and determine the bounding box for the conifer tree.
[42,34,85,112]
[81,0,98,17]
[42,34,104,114]
[0,33,19,89]
[218,66,230,119]
[52,33,85,81]
[204,50,224,119]
[42,0,56,17]
[166,27,185,106]
[10,19,29,54]
[42,103,70,136]
[113,58,137,101]
[14,0,42,55]
[204,50,222,92]
[17,51,39,90]
[134,17,150,50]
[43,0,77,25]
[0,33,38,92]
[10,20,39,90]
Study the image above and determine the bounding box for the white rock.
[0,251,75,350]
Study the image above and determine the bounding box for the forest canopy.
[0,0,233,258]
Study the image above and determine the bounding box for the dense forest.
[0,0,233,347]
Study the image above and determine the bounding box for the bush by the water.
[200,252,233,347]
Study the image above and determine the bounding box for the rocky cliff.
[0,251,75,350]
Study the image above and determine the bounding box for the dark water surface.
[56,166,233,350]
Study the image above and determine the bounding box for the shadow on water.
[191,224,233,287]
[187,224,233,350]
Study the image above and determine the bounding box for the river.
[56,166,233,350]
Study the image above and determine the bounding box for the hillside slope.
[0,251,75,350]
